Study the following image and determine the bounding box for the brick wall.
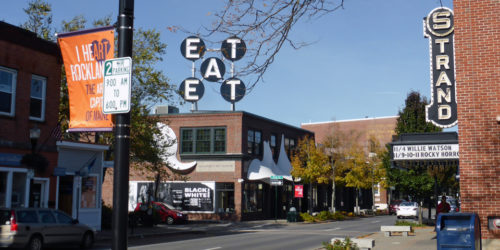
[454,0,500,239]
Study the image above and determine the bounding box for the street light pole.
[112,0,133,249]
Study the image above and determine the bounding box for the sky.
[0,0,456,129]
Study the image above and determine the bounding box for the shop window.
[247,129,262,156]
[0,66,17,116]
[216,183,234,213]
[243,182,263,213]
[29,75,46,121]
[81,176,97,208]
[12,172,27,208]
[180,127,226,154]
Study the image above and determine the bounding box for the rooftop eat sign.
[178,36,247,105]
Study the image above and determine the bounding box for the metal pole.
[112,0,133,249]
[275,185,277,221]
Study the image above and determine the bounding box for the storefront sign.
[179,36,247,105]
[0,153,22,166]
[57,26,115,132]
[134,181,215,213]
[393,143,459,160]
[424,7,457,128]
[294,185,304,198]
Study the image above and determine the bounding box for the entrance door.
[30,178,49,208]
[58,176,74,215]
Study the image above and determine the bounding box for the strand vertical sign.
[57,27,115,131]
[424,7,457,128]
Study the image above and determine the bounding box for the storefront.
[56,141,108,230]
[110,110,314,221]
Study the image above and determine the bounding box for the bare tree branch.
[176,0,345,91]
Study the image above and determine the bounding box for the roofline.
[154,110,314,135]
[301,116,399,126]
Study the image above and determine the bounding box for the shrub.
[395,220,424,228]
[317,211,330,221]
[322,237,359,250]
[300,212,315,222]
[332,211,345,221]
[347,212,355,217]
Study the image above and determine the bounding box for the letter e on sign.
[180,36,206,61]
[179,77,205,102]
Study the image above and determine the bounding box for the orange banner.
[57,27,115,132]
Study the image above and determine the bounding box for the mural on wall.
[156,123,197,171]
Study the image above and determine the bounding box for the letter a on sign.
[200,57,225,82]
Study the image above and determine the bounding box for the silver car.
[0,208,94,250]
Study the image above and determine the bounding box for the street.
[91,216,397,250]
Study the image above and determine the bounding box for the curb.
[95,229,206,242]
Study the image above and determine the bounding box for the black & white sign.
[220,78,246,102]
[179,77,205,102]
[393,144,459,160]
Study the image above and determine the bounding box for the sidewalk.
[360,227,436,250]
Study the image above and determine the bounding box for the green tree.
[334,136,373,215]
[383,91,451,224]
[291,136,331,213]
[22,0,53,40]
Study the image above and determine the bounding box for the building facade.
[102,111,314,221]
[454,0,500,245]
[0,21,61,209]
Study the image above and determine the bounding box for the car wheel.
[166,216,174,225]
[26,235,43,250]
[80,231,94,249]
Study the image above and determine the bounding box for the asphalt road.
[114,216,398,250]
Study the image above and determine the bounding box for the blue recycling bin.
[436,213,481,250]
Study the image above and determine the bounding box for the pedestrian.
[437,196,451,216]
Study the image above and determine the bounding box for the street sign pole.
[112,0,133,249]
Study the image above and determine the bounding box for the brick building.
[454,0,500,245]
[0,21,61,208]
[102,111,314,221]
[301,116,398,211]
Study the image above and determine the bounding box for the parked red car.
[389,200,405,215]
[134,202,187,225]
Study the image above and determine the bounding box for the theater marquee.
[424,7,457,128]
[393,144,459,160]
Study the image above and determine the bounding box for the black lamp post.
[29,126,40,154]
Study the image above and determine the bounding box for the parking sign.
[103,57,132,114]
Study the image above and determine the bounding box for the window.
[54,211,73,224]
[30,75,46,121]
[38,210,56,223]
[270,134,277,158]
[285,137,296,157]
[0,66,17,116]
[16,210,38,223]
[81,176,97,208]
[180,127,226,154]
[216,183,234,213]
[243,183,263,213]
[247,129,262,156]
